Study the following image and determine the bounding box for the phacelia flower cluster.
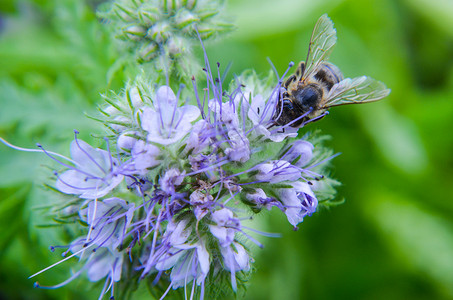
[0,1,345,299]
[27,62,338,298]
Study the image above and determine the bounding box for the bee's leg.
[283,74,297,89]
[273,98,297,127]
[296,62,305,78]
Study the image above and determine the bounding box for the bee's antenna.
[266,57,280,79]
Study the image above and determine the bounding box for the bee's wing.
[322,76,390,108]
[301,14,337,80]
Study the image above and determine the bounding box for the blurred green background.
[1,0,453,299]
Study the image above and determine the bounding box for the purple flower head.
[1,10,349,300]
[79,197,135,249]
[255,160,301,183]
[55,138,124,199]
[141,86,200,145]
[209,208,241,247]
[278,181,318,227]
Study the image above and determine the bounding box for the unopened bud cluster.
[98,0,233,71]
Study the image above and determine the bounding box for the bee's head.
[293,84,322,111]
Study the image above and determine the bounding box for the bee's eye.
[295,87,319,108]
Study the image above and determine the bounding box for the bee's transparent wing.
[302,14,337,80]
[323,76,390,108]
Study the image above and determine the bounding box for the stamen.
[236,228,264,248]
[149,210,163,260]
[192,76,206,119]
[222,189,240,205]
[159,282,173,300]
[196,28,222,110]
[241,226,282,238]
[36,145,95,179]
[261,61,295,124]
[98,276,110,300]
[260,85,280,126]
[85,198,99,253]
[306,152,341,169]
[189,277,196,300]
[0,137,75,164]
[29,245,93,279]
[33,267,84,289]
[53,171,104,191]
[216,61,223,105]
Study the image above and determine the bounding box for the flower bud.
[124,25,146,40]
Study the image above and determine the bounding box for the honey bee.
[273,14,390,127]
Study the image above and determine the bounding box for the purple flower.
[278,181,318,227]
[185,119,212,154]
[152,220,210,290]
[220,241,250,291]
[157,241,210,290]
[71,243,124,299]
[160,168,185,195]
[245,188,283,211]
[208,97,241,129]
[81,246,124,283]
[79,198,135,249]
[246,89,298,142]
[224,129,250,163]
[55,139,124,199]
[282,140,314,167]
[209,208,240,247]
[141,86,200,145]
[131,140,160,173]
[255,160,301,183]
